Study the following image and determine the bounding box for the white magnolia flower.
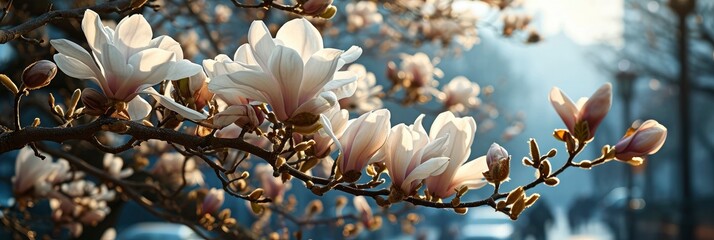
[13,147,57,196]
[400,52,442,91]
[152,152,205,187]
[346,1,383,31]
[202,188,225,214]
[255,164,291,203]
[102,154,133,179]
[337,109,391,182]
[50,10,205,121]
[208,18,362,126]
[424,112,488,199]
[437,76,481,114]
[339,64,383,114]
[384,115,450,196]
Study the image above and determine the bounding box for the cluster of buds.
[495,187,540,220]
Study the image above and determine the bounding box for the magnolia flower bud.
[22,60,57,90]
[201,188,225,215]
[81,88,110,116]
[484,143,510,184]
[303,0,333,15]
[614,120,667,162]
[549,83,612,141]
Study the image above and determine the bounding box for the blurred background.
[0,0,713,239]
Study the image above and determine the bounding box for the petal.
[126,48,176,96]
[233,43,258,65]
[336,46,363,70]
[53,54,101,85]
[450,156,488,190]
[276,18,324,62]
[301,48,343,101]
[268,45,304,114]
[213,105,247,127]
[326,71,358,99]
[127,96,151,121]
[401,157,449,192]
[81,10,110,55]
[549,87,578,132]
[149,36,184,60]
[101,43,134,98]
[114,13,152,55]
[50,39,102,77]
[166,59,202,80]
[248,21,275,70]
[141,88,208,121]
[320,113,343,155]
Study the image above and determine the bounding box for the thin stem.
[13,92,21,131]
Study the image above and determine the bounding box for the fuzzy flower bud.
[303,0,333,15]
[484,143,510,184]
[614,120,667,163]
[81,88,110,116]
[22,60,57,90]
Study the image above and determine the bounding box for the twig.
[0,0,141,44]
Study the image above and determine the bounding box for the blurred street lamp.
[668,0,696,239]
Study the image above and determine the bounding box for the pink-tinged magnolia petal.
[127,96,151,121]
[340,109,391,171]
[166,59,202,80]
[213,105,246,128]
[149,36,184,60]
[401,156,449,193]
[417,135,449,164]
[248,21,275,70]
[268,45,304,115]
[425,112,476,192]
[53,54,103,91]
[300,48,343,101]
[189,70,208,94]
[549,87,578,132]
[276,18,324,62]
[13,147,54,195]
[81,10,110,55]
[614,120,667,160]
[578,83,612,138]
[114,13,152,55]
[386,124,414,184]
[233,43,258,66]
[293,91,337,117]
[101,43,134,99]
[448,156,488,192]
[141,88,208,121]
[208,71,276,105]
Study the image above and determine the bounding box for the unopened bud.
[249,188,264,200]
[0,74,18,95]
[81,89,109,116]
[544,177,560,186]
[22,60,57,90]
[32,118,40,127]
[579,160,592,169]
[319,5,337,19]
[454,207,468,215]
[66,89,81,118]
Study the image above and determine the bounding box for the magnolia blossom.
[353,196,379,230]
[484,143,511,184]
[424,112,488,199]
[48,180,114,236]
[103,154,133,179]
[550,83,612,140]
[339,64,384,113]
[50,10,205,121]
[437,76,481,114]
[400,53,442,90]
[337,109,391,182]
[201,188,225,214]
[255,164,291,203]
[152,153,204,187]
[209,18,362,126]
[346,1,383,31]
[13,147,60,196]
[384,115,450,196]
[614,120,667,162]
[214,4,232,23]
[312,104,349,158]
